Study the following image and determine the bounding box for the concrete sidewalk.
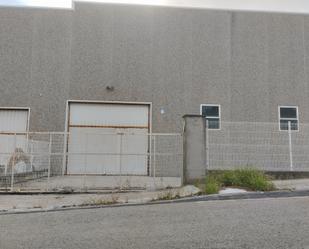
[273,178,309,191]
[9,175,182,192]
[0,185,200,213]
[3,179,309,214]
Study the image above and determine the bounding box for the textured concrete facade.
[0,3,309,132]
[183,115,206,183]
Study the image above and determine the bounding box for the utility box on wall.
[183,115,207,183]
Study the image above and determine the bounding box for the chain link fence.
[207,121,309,172]
[0,132,182,192]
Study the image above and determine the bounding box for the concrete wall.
[0,3,309,132]
[0,8,71,131]
[183,115,206,183]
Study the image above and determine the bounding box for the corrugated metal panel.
[0,109,29,132]
[69,103,149,128]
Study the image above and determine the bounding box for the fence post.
[119,133,123,190]
[206,120,210,171]
[47,133,52,191]
[10,133,17,192]
[288,121,294,171]
[83,133,88,190]
[62,132,68,176]
[30,142,34,172]
[149,133,152,177]
[153,135,156,178]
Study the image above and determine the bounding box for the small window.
[200,104,220,129]
[279,106,299,131]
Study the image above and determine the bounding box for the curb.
[173,189,309,203]
[1,189,309,215]
[0,190,143,195]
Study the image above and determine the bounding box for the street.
[1,197,309,249]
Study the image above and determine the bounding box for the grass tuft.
[205,176,220,194]
[203,168,275,194]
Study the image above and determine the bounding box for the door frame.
[63,100,152,175]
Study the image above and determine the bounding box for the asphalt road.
[1,197,309,249]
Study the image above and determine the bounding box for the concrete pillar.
[183,115,206,183]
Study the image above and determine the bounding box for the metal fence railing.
[0,132,183,192]
[206,121,309,172]
[5,120,308,192]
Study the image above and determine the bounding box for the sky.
[1,0,309,14]
[0,0,72,8]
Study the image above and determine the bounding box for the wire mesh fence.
[4,120,307,192]
[0,132,183,192]
[207,121,309,172]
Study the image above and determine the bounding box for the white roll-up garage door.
[0,109,29,132]
[67,102,150,175]
[0,109,29,171]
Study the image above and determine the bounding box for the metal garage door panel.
[67,128,148,175]
[67,128,120,174]
[69,103,149,127]
[120,129,148,175]
[0,109,28,132]
[67,103,149,175]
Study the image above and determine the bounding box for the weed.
[203,168,275,194]
[204,176,220,194]
[157,190,179,200]
[81,197,119,207]
[221,168,275,191]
